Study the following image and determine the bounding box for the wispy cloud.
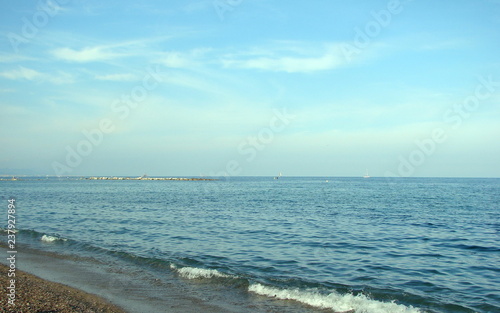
[50,37,175,63]
[37,0,67,13]
[46,71,76,84]
[94,73,137,81]
[160,70,226,95]
[419,39,470,51]
[156,48,212,69]
[0,66,42,80]
[158,52,193,68]
[182,1,212,13]
[221,43,348,73]
[0,53,36,63]
[0,66,74,84]
[51,46,120,62]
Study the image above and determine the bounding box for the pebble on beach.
[0,264,126,313]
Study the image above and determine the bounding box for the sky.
[1,0,499,177]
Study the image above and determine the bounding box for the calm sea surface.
[2,177,499,312]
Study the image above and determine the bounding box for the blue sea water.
[1,177,499,312]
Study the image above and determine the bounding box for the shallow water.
[2,177,499,312]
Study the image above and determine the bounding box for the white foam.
[170,264,231,279]
[248,283,422,313]
[41,235,67,243]
[1,228,18,233]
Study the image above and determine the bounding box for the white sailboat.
[274,172,282,179]
[363,169,370,178]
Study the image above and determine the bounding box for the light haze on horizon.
[1,0,499,177]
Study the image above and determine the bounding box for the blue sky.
[1,0,499,177]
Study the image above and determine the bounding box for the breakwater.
[85,176,217,181]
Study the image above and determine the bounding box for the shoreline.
[0,244,240,313]
[0,243,371,313]
[0,263,127,313]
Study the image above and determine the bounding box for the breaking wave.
[41,234,67,243]
[170,264,233,279]
[169,264,423,313]
[248,283,422,313]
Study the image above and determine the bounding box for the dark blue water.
[2,177,499,312]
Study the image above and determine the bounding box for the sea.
[1,176,499,313]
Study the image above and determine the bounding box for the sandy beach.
[0,263,127,313]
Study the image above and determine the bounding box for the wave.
[41,234,68,243]
[169,264,233,279]
[169,263,424,313]
[1,228,68,242]
[248,283,422,313]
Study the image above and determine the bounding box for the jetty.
[84,176,217,181]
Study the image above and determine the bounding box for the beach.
[0,263,126,313]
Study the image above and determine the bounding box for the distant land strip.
[0,176,217,181]
[85,176,217,181]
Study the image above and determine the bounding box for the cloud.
[51,46,119,62]
[157,48,212,69]
[183,1,212,13]
[0,53,36,63]
[0,66,74,84]
[160,71,226,95]
[37,0,67,14]
[0,66,42,80]
[221,43,348,73]
[419,39,470,51]
[46,71,75,84]
[95,73,137,81]
[50,38,171,63]
[158,52,192,68]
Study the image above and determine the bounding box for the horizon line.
[1,174,499,179]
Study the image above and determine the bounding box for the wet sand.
[0,263,127,313]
